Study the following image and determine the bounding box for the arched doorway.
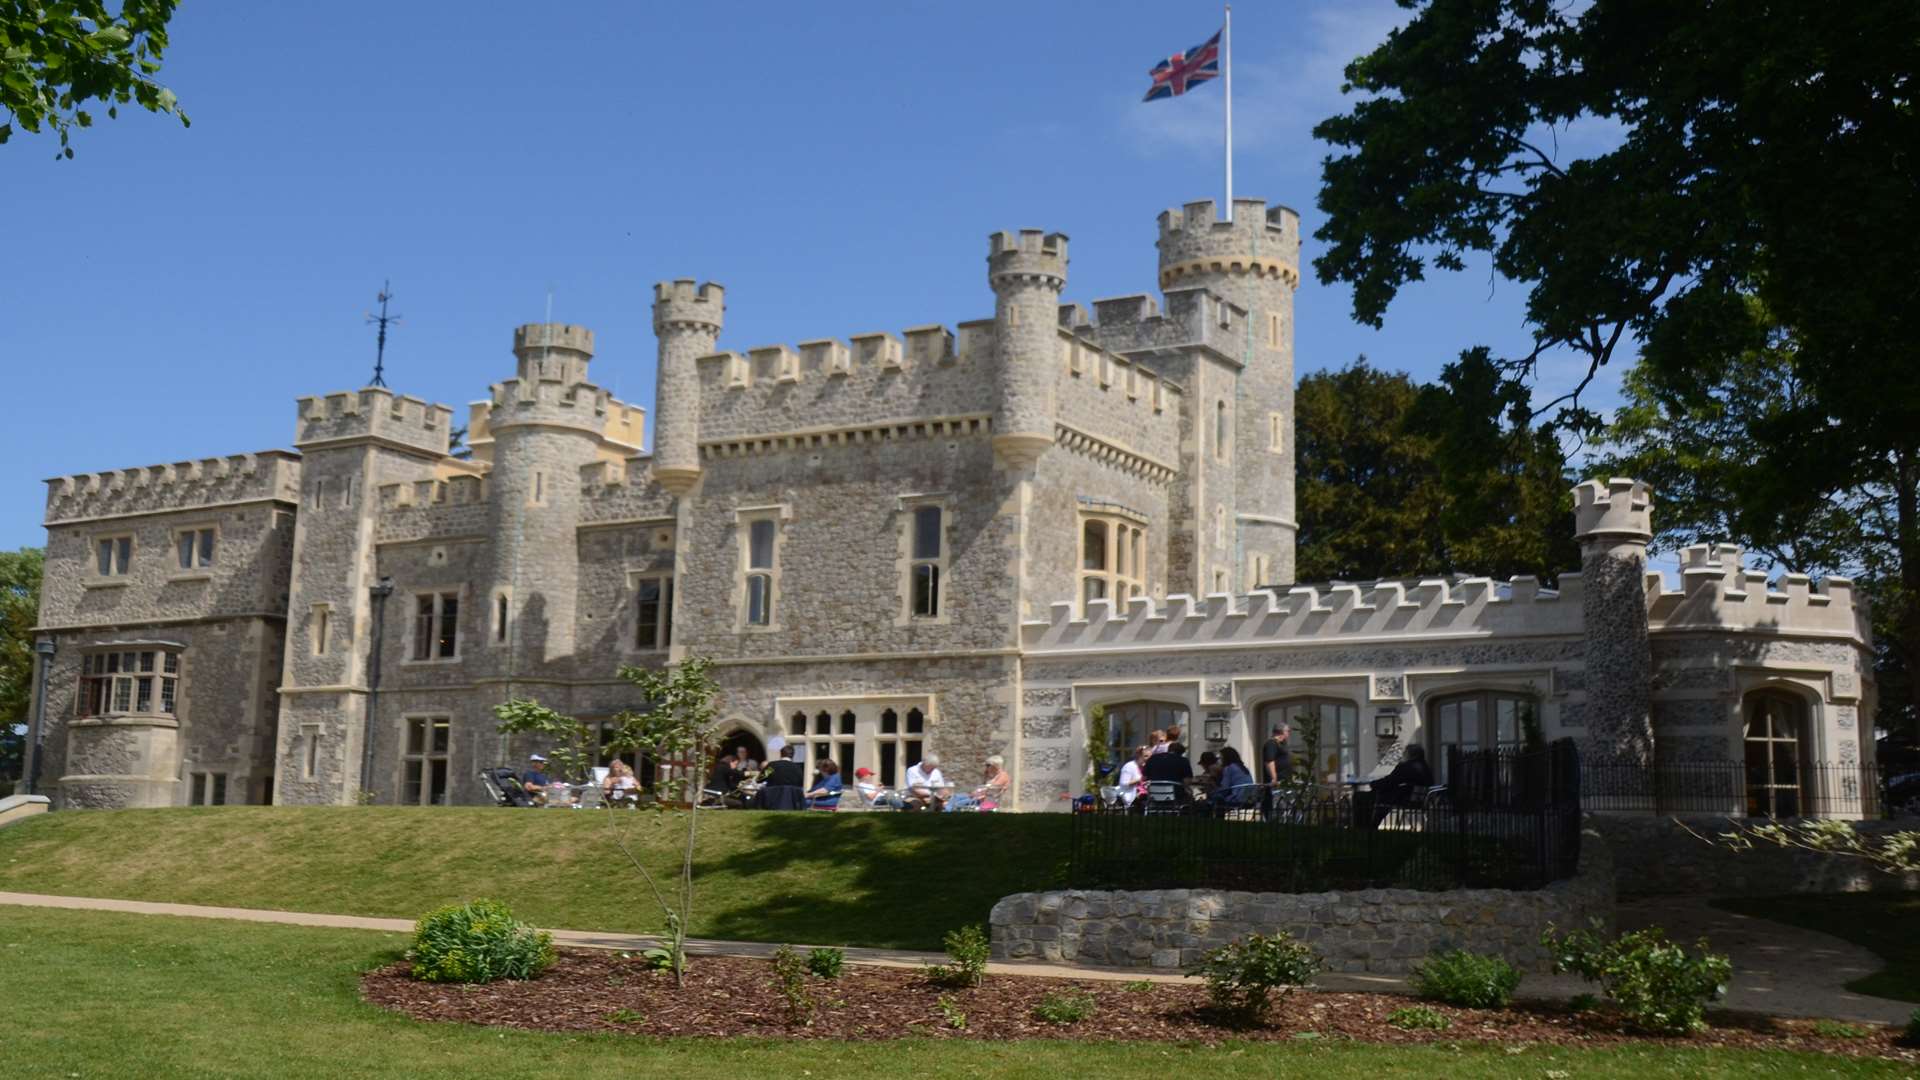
[1098,700,1190,768]
[1744,690,1805,817]
[1256,697,1361,784]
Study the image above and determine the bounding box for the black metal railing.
[1580,757,1883,818]
[1066,786,1581,894]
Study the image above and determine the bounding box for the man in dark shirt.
[1261,723,1292,818]
[1143,740,1195,803]
[521,753,552,806]
[757,745,808,809]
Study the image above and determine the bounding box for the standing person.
[903,752,947,810]
[1261,722,1292,815]
[1164,723,1182,748]
[1143,740,1195,804]
[521,753,553,807]
[1147,728,1169,754]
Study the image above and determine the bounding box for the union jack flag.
[1142,29,1222,102]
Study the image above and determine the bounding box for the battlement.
[295,387,454,457]
[1054,326,1184,471]
[512,323,593,358]
[1021,575,1582,654]
[377,473,488,510]
[486,377,617,435]
[1573,478,1654,543]
[1063,286,1249,362]
[1156,199,1301,289]
[45,450,302,525]
[1648,543,1870,641]
[652,279,726,330]
[987,229,1069,287]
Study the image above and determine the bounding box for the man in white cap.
[521,753,553,806]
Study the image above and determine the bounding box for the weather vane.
[365,281,402,388]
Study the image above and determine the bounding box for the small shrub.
[1411,949,1523,1008]
[770,945,815,1027]
[1386,1005,1452,1031]
[605,1007,645,1025]
[936,994,968,1029]
[1904,1008,1920,1046]
[1123,979,1154,993]
[408,899,555,984]
[926,924,990,989]
[806,946,845,980]
[1543,921,1731,1036]
[1187,931,1323,1024]
[1032,989,1098,1025]
[1811,1019,1868,1039]
[1567,993,1600,1013]
[639,947,674,972]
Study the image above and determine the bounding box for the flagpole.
[1224,4,1233,223]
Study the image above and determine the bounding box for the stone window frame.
[1070,683,1200,776]
[89,532,135,584]
[1267,312,1282,348]
[491,587,512,647]
[1420,687,1537,784]
[170,522,218,579]
[398,714,452,805]
[1254,695,1364,785]
[628,571,675,652]
[77,645,183,719]
[528,470,550,508]
[299,722,323,780]
[1078,509,1148,611]
[1741,683,1822,817]
[895,494,952,627]
[1268,411,1284,455]
[309,476,328,511]
[309,603,333,657]
[404,588,466,664]
[734,504,790,633]
[772,695,936,789]
[1246,553,1272,592]
[189,771,228,806]
[1214,400,1230,461]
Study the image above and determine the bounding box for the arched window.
[1427,690,1532,782]
[1100,701,1190,765]
[877,707,925,788]
[1744,690,1806,817]
[1257,698,1361,784]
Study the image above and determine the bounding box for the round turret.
[1156,199,1300,291]
[511,323,594,385]
[650,279,725,496]
[987,230,1069,468]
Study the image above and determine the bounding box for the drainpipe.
[20,638,54,796]
[360,577,394,800]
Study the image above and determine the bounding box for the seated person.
[1142,740,1195,802]
[805,759,844,809]
[902,753,948,811]
[1369,745,1434,827]
[706,751,743,801]
[520,753,552,807]
[1114,745,1150,806]
[756,745,808,810]
[974,755,1010,809]
[851,766,906,809]
[602,760,641,807]
[1194,750,1222,797]
[1208,747,1257,814]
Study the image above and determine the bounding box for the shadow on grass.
[691,812,1071,950]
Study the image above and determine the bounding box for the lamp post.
[360,577,394,800]
[20,638,55,796]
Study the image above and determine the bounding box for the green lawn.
[0,806,1073,949]
[1715,893,1920,1003]
[7,905,1907,1080]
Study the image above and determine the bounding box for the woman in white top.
[1114,745,1150,806]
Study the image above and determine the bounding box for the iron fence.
[1579,758,1883,818]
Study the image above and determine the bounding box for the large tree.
[1315,0,1920,726]
[2,0,188,157]
[1297,354,1576,584]
[1,547,44,787]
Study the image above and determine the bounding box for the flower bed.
[359,949,1916,1060]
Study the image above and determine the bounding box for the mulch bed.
[362,949,1919,1060]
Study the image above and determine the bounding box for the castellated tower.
[1158,199,1301,585]
[988,230,1068,467]
[650,280,725,495]
[1572,478,1655,763]
[483,323,604,663]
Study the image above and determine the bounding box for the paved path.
[2,889,1911,1023]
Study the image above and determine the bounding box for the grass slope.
[1715,893,1920,1004]
[0,806,1072,949]
[8,905,1907,1080]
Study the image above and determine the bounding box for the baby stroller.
[480,766,536,807]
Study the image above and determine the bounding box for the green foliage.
[1386,1005,1452,1031]
[1122,979,1153,993]
[1708,819,1920,876]
[1084,703,1109,794]
[407,899,554,984]
[1567,993,1600,1013]
[1905,1008,1920,1046]
[934,994,967,1030]
[1187,931,1323,1024]
[0,1,189,157]
[805,946,844,980]
[605,1007,644,1025]
[769,945,815,1027]
[491,698,595,784]
[1544,921,1731,1035]
[1031,988,1097,1025]
[926,924,990,989]
[1295,359,1574,585]
[1810,1019,1868,1040]
[1411,949,1523,1008]
[0,547,41,784]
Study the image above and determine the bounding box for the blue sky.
[0,0,1625,553]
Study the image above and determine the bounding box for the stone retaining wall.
[1591,814,1920,897]
[989,828,1613,974]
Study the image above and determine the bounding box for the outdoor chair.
[1142,780,1186,815]
[1207,782,1262,820]
[479,767,535,808]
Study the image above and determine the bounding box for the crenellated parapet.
[1053,325,1184,478]
[1065,288,1250,364]
[1157,199,1301,291]
[45,450,302,525]
[486,375,617,433]
[1573,478,1654,544]
[296,387,454,457]
[376,473,488,511]
[987,229,1069,287]
[1021,576,1583,654]
[1649,543,1870,642]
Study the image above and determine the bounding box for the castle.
[25,198,1877,813]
